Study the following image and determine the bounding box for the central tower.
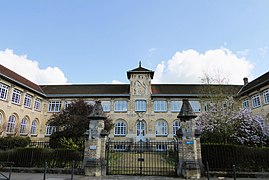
[127,61,154,98]
[127,62,154,142]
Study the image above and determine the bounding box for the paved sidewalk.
[2,172,269,180]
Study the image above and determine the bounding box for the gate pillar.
[176,99,202,179]
[83,101,108,176]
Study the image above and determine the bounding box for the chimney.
[243,77,248,85]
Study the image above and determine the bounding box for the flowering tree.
[231,109,269,146]
[196,97,269,146]
[196,96,238,144]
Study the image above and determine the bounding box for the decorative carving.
[134,79,147,95]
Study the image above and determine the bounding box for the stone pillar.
[176,99,202,179]
[84,101,108,176]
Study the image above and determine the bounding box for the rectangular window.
[242,98,249,109]
[0,83,9,100]
[101,101,111,112]
[34,98,41,111]
[156,144,168,151]
[114,100,128,112]
[189,101,201,112]
[264,89,269,104]
[171,101,182,112]
[64,101,72,109]
[12,89,21,104]
[24,94,32,108]
[154,100,167,112]
[48,101,62,112]
[135,100,146,112]
[252,94,261,108]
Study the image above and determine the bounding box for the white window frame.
[30,119,38,135]
[154,100,167,112]
[242,98,249,109]
[12,89,21,104]
[252,94,261,108]
[156,144,168,151]
[20,118,28,134]
[101,101,111,112]
[0,83,9,100]
[6,115,16,133]
[173,120,180,135]
[24,94,32,108]
[64,101,72,109]
[114,144,126,151]
[34,98,41,111]
[45,124,56,136]
[135,100,146,112]
[114,120,127,136]
[264,89,269,104]
[155,120,168,136]
[171,100,182,112]
[114,100,128,112]
[189,101,201,112]
[48,101,62,112]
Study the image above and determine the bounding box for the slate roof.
[39,83,242,98]
[0,64,45,96]
[127,64,154,79]
[151,84,242,97]
[40,84,130,97]
[237,71,269,96]
[0,64,242,99]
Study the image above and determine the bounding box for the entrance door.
[136,121,145,142]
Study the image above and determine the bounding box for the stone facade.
[0,64,268,141]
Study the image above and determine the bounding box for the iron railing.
[106,141,178,176]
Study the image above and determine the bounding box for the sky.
[0,1,269,85]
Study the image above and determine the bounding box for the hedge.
[0,148,83,168]
[202,144,269,172]
[0,137,30,150]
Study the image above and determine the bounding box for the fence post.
[8,162,14,180]
[43,161,47,180]
[233,165,236,180]
[71,160,75,180]
[206,162,210,180]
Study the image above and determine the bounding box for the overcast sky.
[0,1,268,85]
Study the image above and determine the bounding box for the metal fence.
[0,148,84,169]
[106,141,178,176]
[201,144,269,172]
[29,141,50,148]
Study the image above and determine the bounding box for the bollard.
[43,162,47,180]
[233,165,236,180]
[206,162,210,180]
[71,160,75,180]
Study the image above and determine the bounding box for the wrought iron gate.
[106,140,178,176]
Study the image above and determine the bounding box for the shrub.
[0,147,83,168]
[0,137,30,150]
[202,144,269,172]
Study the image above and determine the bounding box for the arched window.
[6,115,16,133]
[30,119,38,135]
[20,118,28,134]
[45,123,56,136]
[114,120,127,136]
[155,120,168,136]
[173,120,180,135]
[0,113,2,126]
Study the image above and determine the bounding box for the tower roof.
[127,62,154,79]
